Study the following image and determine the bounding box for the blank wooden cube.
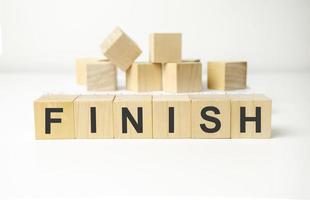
[126,62,162,92]
[153,95,191,138]
[208,61,247,90]
[86,60,117,91]
[113,95,152,139]
[74,95,115,139]
[76,58,98,85]
[230,94,272,139]
[163,61,202,92]
[191,94,230,139]
[34,95,77,139]
[149,33,182,63]
[100,27,142,71]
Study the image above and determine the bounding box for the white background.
[0,0,310,72]
[0,0,310,199]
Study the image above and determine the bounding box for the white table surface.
[0,71,309,199]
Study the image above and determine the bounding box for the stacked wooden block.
[34,94,271,139]
[33,27,272,140]
[125,32,203,92]
[76,27,247,92]
[75,27,142,91]
[127,33,202,92]
[76,28,203,92]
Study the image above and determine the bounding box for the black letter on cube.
[200,106,221,133]
[45,108,63,134]
[90,107,97,133]
[168,107,175,133]
[122,107,143,133]
[240,107,261,133]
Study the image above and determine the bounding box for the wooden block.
[86,60,117,91]
[74,95,115,139]
[162,61,202,92]
[191,95,230,139]
[34,95,77,139]
[230,94,272,139]
[113,95,152,138]
[153,95,191,138]
[75,58,98,85]
[100,27,142,71]
[126,62,162,92]
[208,61,247,90]
[149,33,182,63]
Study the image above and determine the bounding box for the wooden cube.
[191,95,230,139]
[34,95,77,139]
[74,95,115,139]
[126,62,162,92]
[163,61,202,92]
[152,95,191,138]
[230,94,272,139]
[149,33,182,63]
[208,61,247,90]
[100,27,142,71]
[113,95,153,138]
[75,58,98,85]
[87,60,117,91]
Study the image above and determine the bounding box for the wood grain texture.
[113,95,153,139]
[207,62,226,90]
[74,95,115,139]
[153,95,191,138]
[163,62,202,92]
[149,33,182,63]
[208,61,247,90]
[230,94,272,139]
[86,60,117,91]
[75,58,98,85]
[126,62,162,92]
[100,27,142,71]
[225,62,247,90]
[34,95,77,139]
[191,94,230,139]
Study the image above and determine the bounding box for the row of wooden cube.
[127,61,202,92]
[76,59,247,92]
[128,61,247,92]
[34,94,271,139]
